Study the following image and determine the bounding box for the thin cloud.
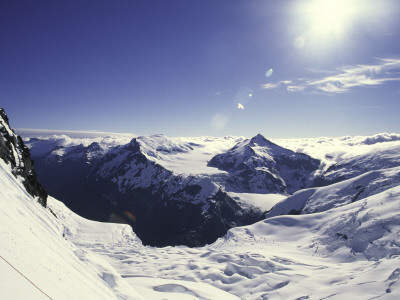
[287,84,306,92]
[262,58,400,94]
[262,80,292,90]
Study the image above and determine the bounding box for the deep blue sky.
[1,0,400,138]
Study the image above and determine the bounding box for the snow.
[45,178,400,299]
[22,131,243,177]
[125,277,240,300]
[136,135,244,176]
[0,157,238,299]
[273,133,400,168]
[0,159,143,300]
[22,130,400,178]
[226,192,286,211]
[0,257,50,300]
[24,134,135,158]
[4,130,400,299]
[266,165,400,219]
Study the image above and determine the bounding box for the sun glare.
[305,0,358,35]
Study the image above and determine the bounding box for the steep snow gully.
[1,108,400,299]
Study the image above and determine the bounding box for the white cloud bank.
[262,58,400,94]
[16,128,136,139]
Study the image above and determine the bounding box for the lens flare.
[234,88,254,106]
[124,211,137,223]
[265,68,274,77]
[293,36,306,49]
[210,113,229,130]
[108,213,128,224]
[108,211,137,224]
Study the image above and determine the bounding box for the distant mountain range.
[3,108,400,299]
[23,132,321,246]
[19,126,400,247]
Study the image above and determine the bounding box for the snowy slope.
[53,167,400,300]
[0,159,143,300]
[0,156,240,299]
[48,197,240,300]
[316,141,400,185]
[267,166,400,217]
[208,184,400,299]
[264,136,400,218]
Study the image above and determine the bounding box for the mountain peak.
[249,134,276,147]
[0,107,9,124]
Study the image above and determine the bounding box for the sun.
[304,0,358,36]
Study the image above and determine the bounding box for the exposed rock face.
[0,108,47,206]
[208,134,321,194]
[29,137,263,247]
[24,133,324,247]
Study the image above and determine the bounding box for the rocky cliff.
[0,108,47,206]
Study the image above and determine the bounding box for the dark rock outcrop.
[0,108,47,206]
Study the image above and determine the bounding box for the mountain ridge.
[208,133,321,194]
[0,108,47,206]
[27,134,264,247]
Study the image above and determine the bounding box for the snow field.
[0,159,143,300]
[8,130,400,299]
[49,198,240,300]
[52,183,400,299]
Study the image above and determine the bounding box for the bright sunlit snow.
[2,131,400,299]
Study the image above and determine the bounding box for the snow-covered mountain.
[25,134,265,247]
[314,141,400,186]
[23,129,400,248]
[2,110,400,299]
[266,139,400,218]
[208,133,320,194]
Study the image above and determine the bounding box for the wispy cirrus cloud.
[262,58,400,94]
[262,80,292,90]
